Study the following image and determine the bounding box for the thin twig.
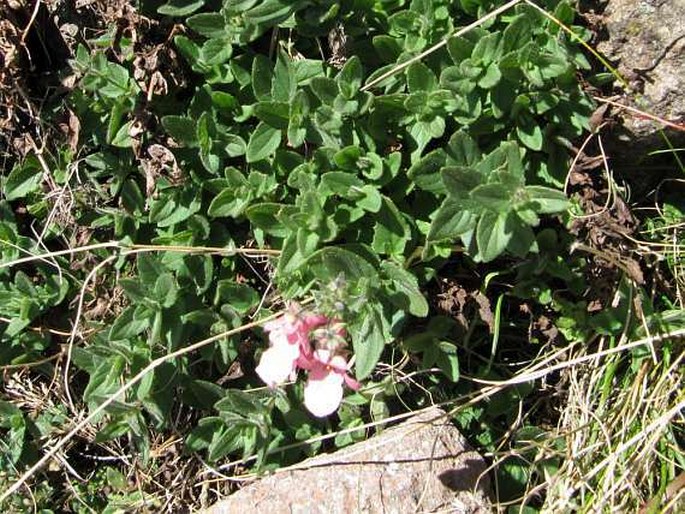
[360,0,522,91]
[593,96,685,133]
[63,254,118,414]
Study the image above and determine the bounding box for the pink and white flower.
[302,350,359,417]
[256,308,328,387]
[255,305,359,417]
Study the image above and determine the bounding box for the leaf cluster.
[0,0,599,497]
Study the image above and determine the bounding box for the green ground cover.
[0,0,683,511]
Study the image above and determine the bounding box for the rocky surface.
[594,0,685,155]
[202,408,492,514]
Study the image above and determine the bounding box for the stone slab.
[203,408,491,514]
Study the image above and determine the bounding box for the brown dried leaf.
[472,290,494,333]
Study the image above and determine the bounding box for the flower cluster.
[256,304,359,417]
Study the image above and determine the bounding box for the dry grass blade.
[360,0,522,91]
[543,334,685,512]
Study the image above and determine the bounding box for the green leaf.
[83,356,125,403]
[244,0,297,25]
[476,211,511,262]
[538,52,571,79]
[214,281,259,313]
[471,183,513,212]
[185,382,227,410]
[208,188,251,219]
[186,417,223,452]
[216,389,267,417]
[441,166,482,196]
[272,50,296,102]
[428,200,478,241]
[137,253,166,288]
[158,0,204,16]
[358,185,382,212]
[471,32,502,64]
[446,130,481,167]
[336,56,363,100]
[224,134,246,157]
[516,114,543,151]
[109,305,150,341]
[174,35,202,68]
[244,203,292,237]
[246,122,281,162]
[353,304,389,380]
[201,38,232,66]
[319,172,363,198]
[407,149,447,193]
[502,14,533,53]
[406,62,437,93]
[287,90,309,147]
[333,146,362,170]
[207,425,243,461]
[156,188,202,227]
[372,196,410,256]
[196,112,215,153]
[478,62,501,89]
[4,157,42,200]
[162,116,197,147]
[435,341,459,381]
[153,273,178,309]
[447,35,475,63]
[252,55,273,101]
[212,91,238,110]
[186,13,226,38]
[525,186,569,213]
[0,401,25,464]
[506,214,537,257]
[306,246,378,283]
[254,101,290,129]
[373,35,402,62]
[310,77,338,105]
[98,62,135,98]
[381,261,428,317]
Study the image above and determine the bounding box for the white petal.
[256,344,298,387]
[304,371,344,417]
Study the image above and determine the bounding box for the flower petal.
[304,369,344,417]
[255,343,299,387]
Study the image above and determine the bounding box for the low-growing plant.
[1,0,681,511]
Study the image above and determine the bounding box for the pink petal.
[304,369,344,417]
[343,374,361,391]
[302,313,328,331]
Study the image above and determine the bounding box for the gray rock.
[202,408,492,514]
[595,0,685,155]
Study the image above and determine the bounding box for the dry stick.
[360,0,522,92]
[0,241,281,271]
[0,310,284,503]
[0,350,62,371]
[461,327,685,387]
[62,254,119,414]
[594,96,685,133]
[19,0,42,47]
[128,244,281,257]
[521,0,630,91]
[0,241,123,270]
